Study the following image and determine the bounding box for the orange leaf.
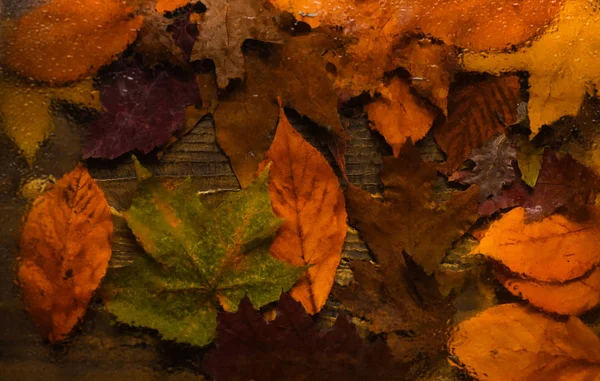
[500,267,600,316]
[1,0,143,84]
[449,304,600,381]
[18,164,113,342]
[366,77,438,157]
[155,0,190,13]
[472,207,600,282]
[260,102,347,314]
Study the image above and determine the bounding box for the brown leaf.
[190,0,283,88]
[449,304,600,381]
[1,0,143,84]
[366,77,438,157]
[18,164,113,342]
[434,76,522,174]
[259,102,346,314]
[473,206,600,282]
[346,141,479,273]
[214,34,343,187]
[500,267,600,316]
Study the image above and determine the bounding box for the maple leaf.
[213,34,343,187]
[0,0,143,84]
[462,0,600,136]
[480,151,600,218]
[434,76,522,174]
[82,66,202,159]
[18,164,113,342]
[472,206,600,282]
[190,0,283,88]
[366,77,438,157]
[345,141,479,274]
[499,267,600,316]
[0,76,102,164]
[102,160,304,347]
[203,293,405,381]
[258,102,346,314]
[448,304,600,380]
[450,134,517,202]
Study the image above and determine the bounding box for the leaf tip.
[131,155,152,181]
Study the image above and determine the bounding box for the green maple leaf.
[102,158,304,347]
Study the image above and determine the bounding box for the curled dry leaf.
[500,267,600,316]
[462,0,600,136]
[0,77,102,164]
[83,66,201,159]
[434,76,522,175]
[258,102,346,314]
[204,293,404,381]
[102,161,303,347]
[449,303,600,381]
[366,77,438,157]
[1,0,143,84]
[18,164,113,342]
[472,206,600,282]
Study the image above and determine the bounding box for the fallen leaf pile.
[4,0,600,379]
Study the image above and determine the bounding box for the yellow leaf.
[462,0,600,136]
[0,77,102,164]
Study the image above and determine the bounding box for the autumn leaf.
[155,0,191,13]
[0,77,102,164]
[258,102,346,314]
[448,304,600,381]
[462,0,599,136]
[366,77,438,157]
[500,267,600,316]
[0,0,143,84]
[102,160,304,347]
[190,0,283,88]
[434,76,522,174]
[450,134,518,202]
[346,141,479,274]
[203,293,405,381]
[213,34,343,187]
[83,66,202,159]
[472,206,600,282]
[516,138,545,188]
[18,164,113,342]
[480,151,600,218]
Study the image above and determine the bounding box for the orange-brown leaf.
[434,75,522,174]
[472,207,600,282]
[155,0,190,13]
[1,0,143,84]
[500,267,600,316]
[260,103,347,314]
[449,304,600,381]
[18,164,113,342]
[366,77,438,157]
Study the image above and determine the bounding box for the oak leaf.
[434,76,522,174]
[450,134,518,202]
[472,206,600,282]
[449,303,600,381]
[258,102,346,314]
[83,66,201,159]
[18,164,113,342]
[0,77,102,164]
[345,141,479,274]
[500,267,600,316]
[366,77,438,157]
[203,293,405,381]
[213,35,343,187]
[0,0,143,84]
[462,0,600,136]
[102,160,304,347]
[190,0,283,88]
